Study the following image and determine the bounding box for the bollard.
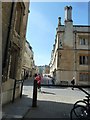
[20,80,24,98]
[32,80,37,107]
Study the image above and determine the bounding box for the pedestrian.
[34,73,37,77]
[24,72,28,80]
[35,74,41,92]
[71,77,75,90]
[52,77,55,85]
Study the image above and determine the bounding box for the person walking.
[71,76,75,90]
[35,74,41,92]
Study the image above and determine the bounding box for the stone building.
[35,65,50,76]
[35,66,39,74]
[50,6,90,85]
[2,1,30,104]
[43,65,50,75]
[22,40,35,78]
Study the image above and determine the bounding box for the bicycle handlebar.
[78,87,90,97]
[72,86,90,97]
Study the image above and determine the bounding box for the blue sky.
[26,2,88,66]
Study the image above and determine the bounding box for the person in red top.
[35,74,41,92]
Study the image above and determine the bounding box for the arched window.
[15,2,25,35]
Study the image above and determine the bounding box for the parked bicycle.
[70,86,90,120]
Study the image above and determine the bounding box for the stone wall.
[2,2,30,105]
[2,2,12,67]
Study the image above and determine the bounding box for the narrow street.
[2,2,90,120]
[23,77,86,118]
[2,77,88,119]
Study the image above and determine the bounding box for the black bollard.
[32,80,37,107]
[20,80,24,98]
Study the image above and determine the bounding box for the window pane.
[83,56,85,64]
[83,38,85,45]
[79,56,82,64]
[79,55,89,65]
[79,73,88,81]
[79,38,87,45]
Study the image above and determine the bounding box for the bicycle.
[70,86,90,120]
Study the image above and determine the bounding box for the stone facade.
[35,65,50,76]
[22,40,35,79]
[2,1,30,104]
[35,66,39,74]
[50,6,90,85]
[43,65,50,75]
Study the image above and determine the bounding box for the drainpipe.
[2,2,14,81]
[74,30,77,84]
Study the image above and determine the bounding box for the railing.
[32,80,90,107]
[12,79,24,103]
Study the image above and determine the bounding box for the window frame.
[79,37,88,45]
[79,55,88,65]
[79,72,89,81]
[14,2,25,35]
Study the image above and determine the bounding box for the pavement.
[2,96,32,119]
[2,79,33,119]
[2,78,87,119]
[2,77,53,118]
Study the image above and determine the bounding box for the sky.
[26,2,88,66]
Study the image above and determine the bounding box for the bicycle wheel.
[70,105,88,120]
[74,100,87,108]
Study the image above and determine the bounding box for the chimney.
[64,6,72,22]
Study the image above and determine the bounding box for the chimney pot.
[64,6,72,22]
